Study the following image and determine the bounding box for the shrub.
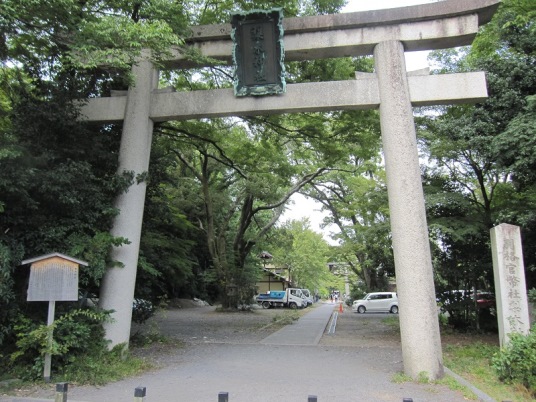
[528,288,536,303]
[132,298,156,324]
[58,344,152,385]
[10,308,110,381]
[491,325,536,396]
[347,288,367,306]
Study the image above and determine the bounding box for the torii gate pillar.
[99,55,159,348]
[375,41,443,378]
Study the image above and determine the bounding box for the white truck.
[256,288,306,309]
[300,288,313,306]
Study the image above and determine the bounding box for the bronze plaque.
[231,9,285,96]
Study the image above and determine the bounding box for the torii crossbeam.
[80,0,500,380]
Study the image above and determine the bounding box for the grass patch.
[444,342,534,401]
[392,372,412,383]
[391,370,477,399]
[55,346,154,386]
[436,375,476,400]
[131,332,185,349]
[271,310,301,326]
[382,315,400,330]
[0,379,23,394]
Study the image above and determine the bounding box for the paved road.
[1,303,492,402]
[260,302,334,345]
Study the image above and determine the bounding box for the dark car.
[475,292,495,309]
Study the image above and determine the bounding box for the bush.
[58,344,152,385]
[132,298,156,324]
[9,308,110,381]
[492,325,536,396]
[347,288,367,306]
[528,288,536,303]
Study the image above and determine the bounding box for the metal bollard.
[134,386,146,402]
[402,399,413,402]
[218,392,229,402]
[308,396,318,402]
[55,382,68,402]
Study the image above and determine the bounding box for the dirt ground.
[131,301,498,363]
[133,301,400,349]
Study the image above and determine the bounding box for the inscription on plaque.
[231,9,285,96]
[22,253,87,302]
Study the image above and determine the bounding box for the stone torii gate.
[81,0,500,380]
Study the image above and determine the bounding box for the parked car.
[475,291,496,309]
[437,290,495,311]
[352,292,398,314]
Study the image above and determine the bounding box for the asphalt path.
[1,303,492,402]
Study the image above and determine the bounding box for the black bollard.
[55,383,68,402]
[218,391,229,402]
[308,396,318,402]
[134,386,146,402]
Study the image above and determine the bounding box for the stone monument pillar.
[490,223,531,347]
[374,40,443,379]
[98,56,159,348]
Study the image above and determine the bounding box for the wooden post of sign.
[44,300,56,383]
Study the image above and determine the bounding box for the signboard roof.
[22,252,88,267]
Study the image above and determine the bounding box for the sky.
[343,0,439,70]
[280,0,437,242]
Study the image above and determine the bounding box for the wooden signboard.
[21,252,88,382]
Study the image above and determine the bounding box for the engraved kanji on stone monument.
[231,9,285,97]
[490,223,531,347]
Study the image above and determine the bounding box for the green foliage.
[528,288,536,303]
[493,95,536,186]
[1,0,190,80]
[421,0,536,309]
[492,326,536,395]
[9,309,111,381]
[444,340,536,401]
[58,344,152,385]
[258,219,335,295]
[391,372,413,384]
[131,299,156,324]
[0,242,18,346]
[347,287,367,306]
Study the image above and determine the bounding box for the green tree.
[419,0,536,328]
[261,219,332,291]
[154,116,329,308]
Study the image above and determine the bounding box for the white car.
[352,292,399,314]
